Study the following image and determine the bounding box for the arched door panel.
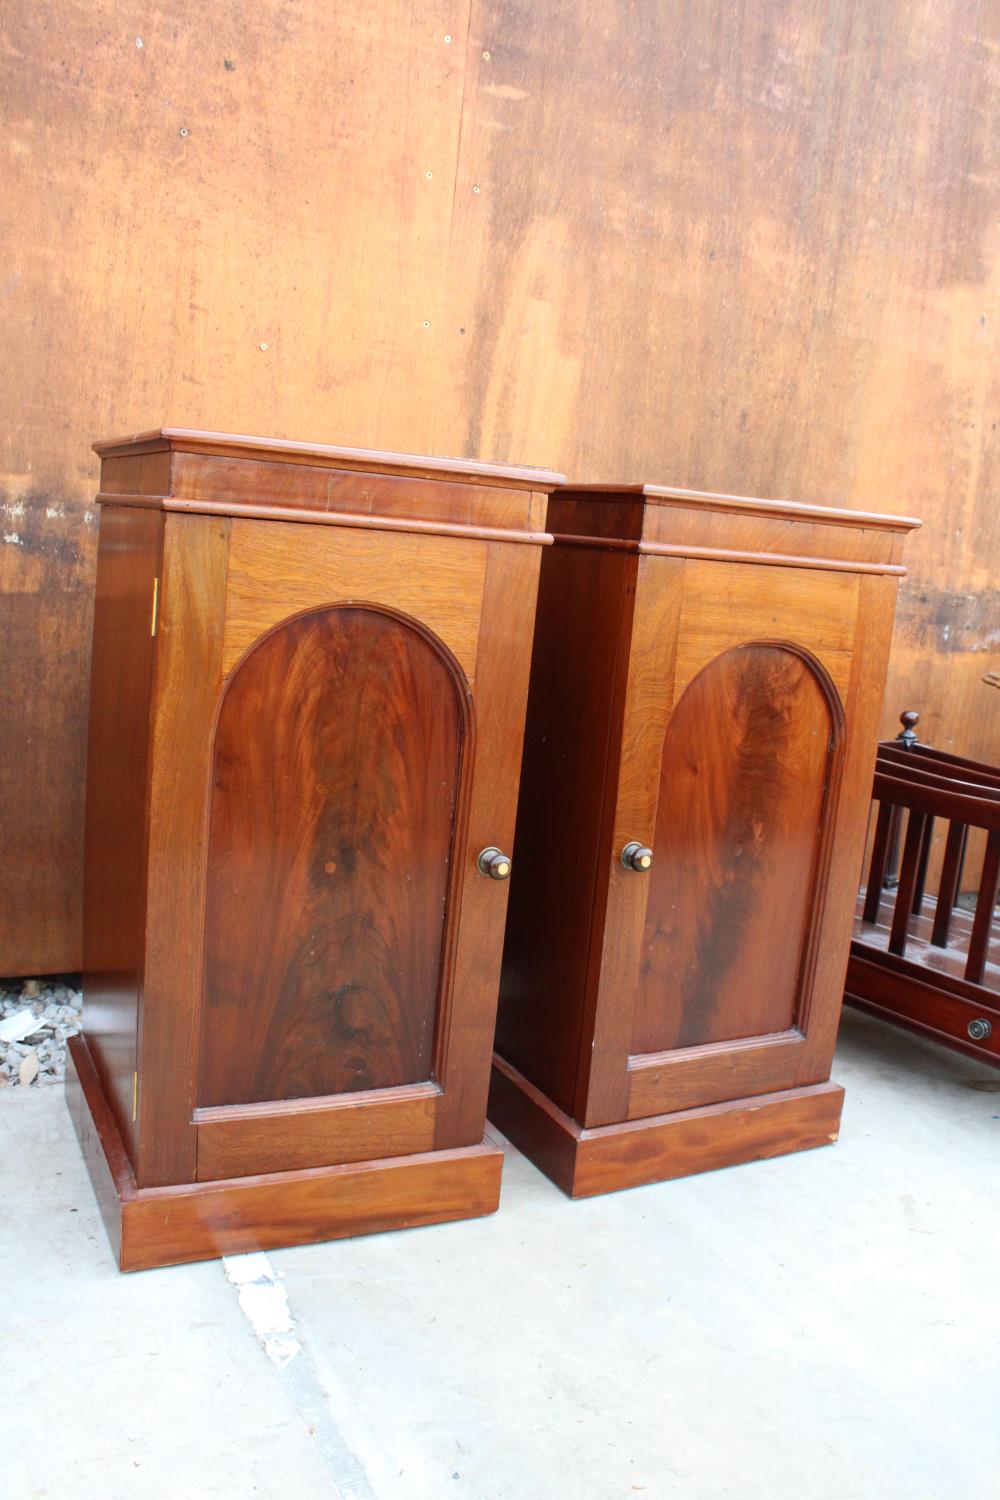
[633,643,839,1056]
[198,605,468,1108]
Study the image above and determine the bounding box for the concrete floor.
[2,1008,998,1500]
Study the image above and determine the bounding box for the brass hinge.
[132,1070,139,1122]
[150,576,160,637]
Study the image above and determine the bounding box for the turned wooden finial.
[897,710,920,748]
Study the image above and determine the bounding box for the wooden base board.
[66,1035,503,1272]
[488,1053,844,1198]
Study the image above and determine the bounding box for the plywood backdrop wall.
[2,0,998,973]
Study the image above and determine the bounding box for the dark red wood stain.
[633,645,835,1054]
[199,605,466,1107]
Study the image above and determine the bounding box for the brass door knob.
[621,841,653,872]
[478,847,512,880]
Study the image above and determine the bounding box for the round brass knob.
[621,841,653,872]
[477,847,512,880]
[968,1017,992,1042]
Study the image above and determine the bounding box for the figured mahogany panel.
[632,644,840,1054]
[198,605,468,1107]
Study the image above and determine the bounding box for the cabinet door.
[582,556,864,1127]
[198,600,469,1110]
[140,515,537,1184]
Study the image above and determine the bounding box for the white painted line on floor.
[222,1251,400,1499]
[223,1251,301,1369]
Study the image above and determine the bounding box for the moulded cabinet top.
[561,481,922,533]
[550,482,921,577]
[94,428,565,492]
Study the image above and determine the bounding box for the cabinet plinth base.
[488,1053,845,1198]
[66,1035,503,1272]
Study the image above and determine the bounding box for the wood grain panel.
[223,519,486,680]
[0,589,93,973]
[673,560,859,705]
[432,538,543,1147]
[0,0,473,974]
[195,1085,439,1179]
[199,605,467,1106]
[100,451,173,497]
[633,645,837,1053]
[496,543,638,1112]
[803,572,903,1067]
[170,450,546,529]
[81,506,163,1161]
[626,1031,810,1118]
[580,555,686,1125]
[4,0,996,974]
[139,515,230,1187]
[435,4,995,802]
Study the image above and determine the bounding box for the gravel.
[0,976,82,1089]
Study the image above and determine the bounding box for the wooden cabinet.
[68,429,561,1270]
[490,483,920,1197]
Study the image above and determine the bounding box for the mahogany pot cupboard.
[68,429,563,1270]
[489,484,920,1197]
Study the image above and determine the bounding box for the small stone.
[19,1051,39,1086]
[21,980,41,1000]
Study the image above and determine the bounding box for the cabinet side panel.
[495,544,633,1113]
[83,505,163,1163]
[199,606,466,1106]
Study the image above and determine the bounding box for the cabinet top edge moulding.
[562,481,922,532]
[94,428,565,493]
[549,481,921,577]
